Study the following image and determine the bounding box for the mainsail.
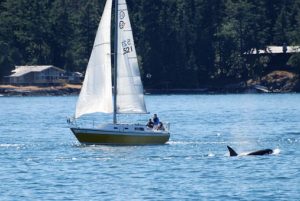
[116,0,147,114]
[75,0,113,118]
[75,0,147,119]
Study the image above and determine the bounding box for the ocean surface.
[0,94,300,200]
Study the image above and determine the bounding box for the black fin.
[227,146,238,156]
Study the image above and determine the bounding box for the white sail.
[116,0,147,114]
[75,0,113,118]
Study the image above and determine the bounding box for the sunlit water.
[0,94,300,200]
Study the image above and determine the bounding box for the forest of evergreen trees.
[1,0,300,89]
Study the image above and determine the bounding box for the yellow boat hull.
[70,127,170,145]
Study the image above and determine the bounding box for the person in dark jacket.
[153,114,159,126]
[146,119,154,128]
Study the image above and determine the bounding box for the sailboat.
[69,0,170,145]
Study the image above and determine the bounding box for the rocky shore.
[147,71,300,94]
[0,84,81,96]
[1,71,299,96]
[246,71,300,93]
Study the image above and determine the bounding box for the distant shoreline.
[0,84,299,97]
[1,71,299,96]
[0,84,81,96]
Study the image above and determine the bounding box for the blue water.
[0,94,300,200]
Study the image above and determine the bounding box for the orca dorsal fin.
[227,146,238,156]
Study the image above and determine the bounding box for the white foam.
[0,144,21,147]
[208,152,215,157]
[238,152,249,156]
[273,148,281,155]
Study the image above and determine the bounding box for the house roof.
[248,46,300,55]
[9,65,65,77]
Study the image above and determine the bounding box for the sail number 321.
[122,39,133,55]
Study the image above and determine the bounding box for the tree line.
[1,0,300,89]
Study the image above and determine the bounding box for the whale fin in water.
[227,146,238,156]
[227,145,273,156]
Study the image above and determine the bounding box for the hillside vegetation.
[1,0,300,90]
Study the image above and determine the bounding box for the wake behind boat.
[68,0,170,145]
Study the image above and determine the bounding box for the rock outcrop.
[0,84,81,96]
[247,71,300,92]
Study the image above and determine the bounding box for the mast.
[113,0,118,124]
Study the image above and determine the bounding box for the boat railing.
[68,116,103,128]
[67,116,77,127]
[164,122,170,131]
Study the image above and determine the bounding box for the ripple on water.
[0,95,300,200]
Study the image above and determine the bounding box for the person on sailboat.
[153,114,160,126]
[152,114,161,130]
[157,122,165,131]
[146,119,154,128]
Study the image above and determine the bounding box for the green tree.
[48,0,73,71]
[70,0,104,72]
[1,0,300,87]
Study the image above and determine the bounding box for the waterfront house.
[245,45,300,71]
[249,45,300,55]
[7,65,65,86]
